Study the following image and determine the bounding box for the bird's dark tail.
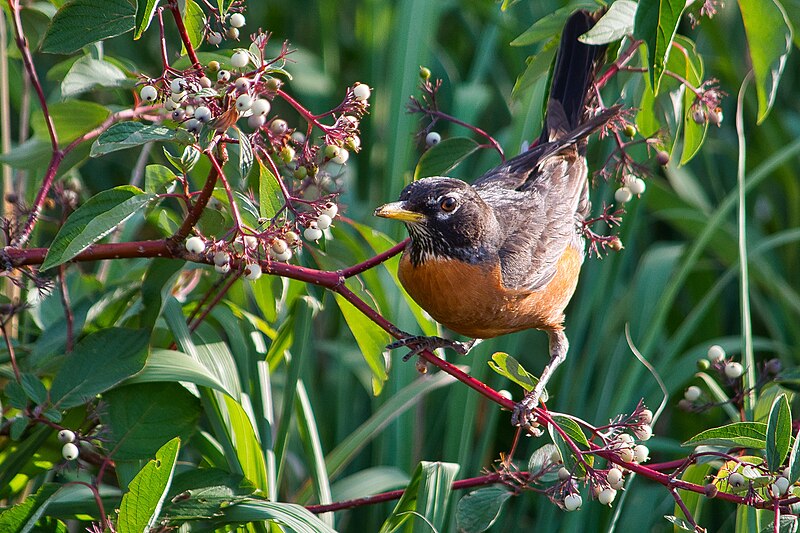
[539,11,603,143]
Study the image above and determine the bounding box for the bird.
[374,10,618,428]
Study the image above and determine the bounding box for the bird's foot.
[387,335,478,361]
[511,389,546,437]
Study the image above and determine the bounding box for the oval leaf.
[118,437,180,533]
[413,137,480,180]
[683,422,767,449]
[91,122,177,157]
[50,328,149,409]
[41,185,156,270]
[580,0,637,45]
[41,0,135,54]
[31,100,111,145]
[548,414,593,475]
[258,160,285,219]
[134,0,159,40]
[766,393,792,471]
[456,487,512,533]
[633,0,685,94]
[61,56,129,98]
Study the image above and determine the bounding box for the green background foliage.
[1,0,799,531]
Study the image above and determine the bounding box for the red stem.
[339,238,409,278]
[276,89,330,131]
[173,161,220,240]
[167,0,201,69]
[595,39,643,90]
[427,109,504,161]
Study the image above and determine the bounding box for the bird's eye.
[440,196,457,212]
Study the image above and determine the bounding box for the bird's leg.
[387,335,481,361]
[512,329,569,431]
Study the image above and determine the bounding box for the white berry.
[248,115,266,129]
[634,424,653,441]
[213,251,230,266]
[171,109,186,121]
[169,90,186,103]
[729,472,745,488]
[271,239,288,254]
[629,177,646,195]
[164,98,180,111]
[614,187,633,203]
[235,77,250,92]
[725,362,744,379]
[316,214,333,230]
[684,385,702,402]
[215,262,231,274]
[207,31,222,45]
[229,13,246,28]
[320,202,338,219]
[140,85,158,102]
[244,263,262,280]
[58,429,76,443]
[639,409,653,425]
[231,50,250,69]
[558,467,571,480]
[497,389,512,400]
[185,236,205,253]
[774,476,791,496]
[199,76,212,88]
[598,488,617,505]
[170,78,185,93]
[563,493,582,511]
[62,442,79,461]
[236,94,253,112]
[633,444,649,463]
[251,99,271,116]
[426,131,441,147]
[243,235,258,250]
[274,249,292,262]
[618,447,634,463]
[352,83,371,101]
[194,106,212,123]
[607,468,623,485]
[184,118,201,134]
[332,147,349,165]
[270,119,288,135]
[304,223,323,241]
[217,70,231,83]
[708,344,726,361]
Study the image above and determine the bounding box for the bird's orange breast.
[398,247,582,339]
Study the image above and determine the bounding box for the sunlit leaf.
[683,422,767,449]
[41,0,135,54]
[766,393,792,471]
[414,137,480,180]
[92,122,177,156]
[580,0,637,45]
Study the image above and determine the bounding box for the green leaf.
[41,185,156,270]
[118,437,180,533]
[683,422,768,449]
[61,56,129,98]
[139,259,185,331]
[738,0,793,122]
[511,40,558,100]
[456,487,513,533]
[511,2,598,46]
[665,515,696,532]
[0,483,61,532]
[528,443,559,479]
[214,501,337,532]
[766,393,792,471]
[5,380,28,409]
[633,0,685,93]
[124,348,232,396]
[41,0,135,54]
[103,382,201,460]
[378,462,430,533]
[50,328,149,409]
[31,100,111,144]
[788,422,800,484]
[580,0,637,45]
[415,461,460,531]
[144,164,178,195]
[487,352,542,396]
[180,0,206,55]
[758,515,799,533]
[217,0,236,16]
[134,0,159,39]
[413,137,480,180]
[91,122,177,157]
[548,414,593,476]
[237,128,254,179]
[165,469,256,520]
[669,35,708,165]
[19,374,47,405]
[258,160,285,219]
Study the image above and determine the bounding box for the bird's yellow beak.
[374,202,425,222]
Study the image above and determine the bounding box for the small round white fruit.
[628,178,646,195]
[274,249,292,262]
[231,50,250,69]
[248,115,266,129]
[58,429,76,443]
[352,83,371,101]
[235,77,250,92]
[185,236,205,253]
[729,472,745,488]
[244,263,262,280]
[684,385,702,402]
[207,31,222,45]
[236,94,253,112]
[426,131,441,147]
[194,106,212,123]
[725,362,744,379]
[332,147,349,165]
[633,444,650,463]
[229,13,246,28]
[708,344,726,362]
[184,118,202,134]
[62,442,79,461]
[615,187,633,203]
[304,223,323,241]
[215,262,231,274]
[251,99,271,116]
[170,78,185,93]
[217,70,231,83]
[563,493,582,511]
[316,214,333,230]
[598,488,617,505]
[140,85,158,102]
[320,203,338,219]
[243,235,258,250]
[607,468,623,485]
[213,251,230,266]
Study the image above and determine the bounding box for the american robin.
[374,11,619,427]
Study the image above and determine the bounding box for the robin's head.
[374,177,498,265]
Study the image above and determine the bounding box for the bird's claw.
[511,390,545,437]
[387,335,476,361]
